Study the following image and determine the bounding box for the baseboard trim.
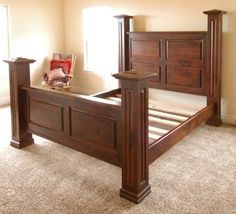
[222,114,236,125]
[0,96,10,106]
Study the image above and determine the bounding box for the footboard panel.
[23,87,122,166]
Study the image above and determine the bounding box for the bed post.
[204,9,226,126]
[4,58,35,148]
[114,15,133,72]
[113,70,156,203]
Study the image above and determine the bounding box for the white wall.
[64,0,236,124]
[0,0,64,104]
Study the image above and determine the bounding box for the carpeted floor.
[0,106,235,214]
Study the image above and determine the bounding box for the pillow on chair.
[42,53,76,88]
[50,59,72,75]
[46,67,66,82]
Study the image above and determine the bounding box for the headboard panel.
[115,10,226,126]
[129,32,208,95]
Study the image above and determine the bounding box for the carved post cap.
[112,70,157,81]
[3,57,36,65]
[114,14,133,19]
[203,9,227,15]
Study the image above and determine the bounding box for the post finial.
[203,9,227,15]
[113,70,157,81]
[3,57,35,64]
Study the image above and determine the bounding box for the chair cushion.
[46,68,66,82]
[50,59,72,75]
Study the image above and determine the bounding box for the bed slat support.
[4,58,35,148]
[113,70,156,203]
[204,9,227,126]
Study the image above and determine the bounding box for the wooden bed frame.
[5,9,226,203]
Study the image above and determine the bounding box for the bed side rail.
[148,103,215,164]
[91,88,121,99]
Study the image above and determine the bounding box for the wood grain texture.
[114,15,133,73]
[24,87,122,166]
[204,10,227,126]
[29,98,64,132]
[128,32,207,95]
[113,71,152,203]
[4,58,35,148]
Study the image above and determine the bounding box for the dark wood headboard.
[115,10,226,126]
[128,32,207,95]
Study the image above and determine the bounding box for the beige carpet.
[0,106,235,214]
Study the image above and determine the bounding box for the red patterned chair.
[42,53,76,88]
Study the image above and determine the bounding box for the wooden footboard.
[5,58,122,166]
[23,86,122,165]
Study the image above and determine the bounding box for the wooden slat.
[148,124,169,144]
[149,132,161,140]
[148,138,154,145]
[149,121,174,131]
[106,94,206,145]
[148,103,215,164]
[149,102,196,117]
[106,95,198,117]
[107,97,121,103]
[149,109,188,122]
[107,95,200,117]
[149,125,168,135]
[149,116,180,127]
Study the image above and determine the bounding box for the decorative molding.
[204,10,227,126]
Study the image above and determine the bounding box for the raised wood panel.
[131,40,161,60]
[29,98,63,132]
[166,66,202,88]
[23,87,121,166]
[128,32,207,95]
[70,109,116,149]
[131,63,161,82]
[166,39,203,61]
